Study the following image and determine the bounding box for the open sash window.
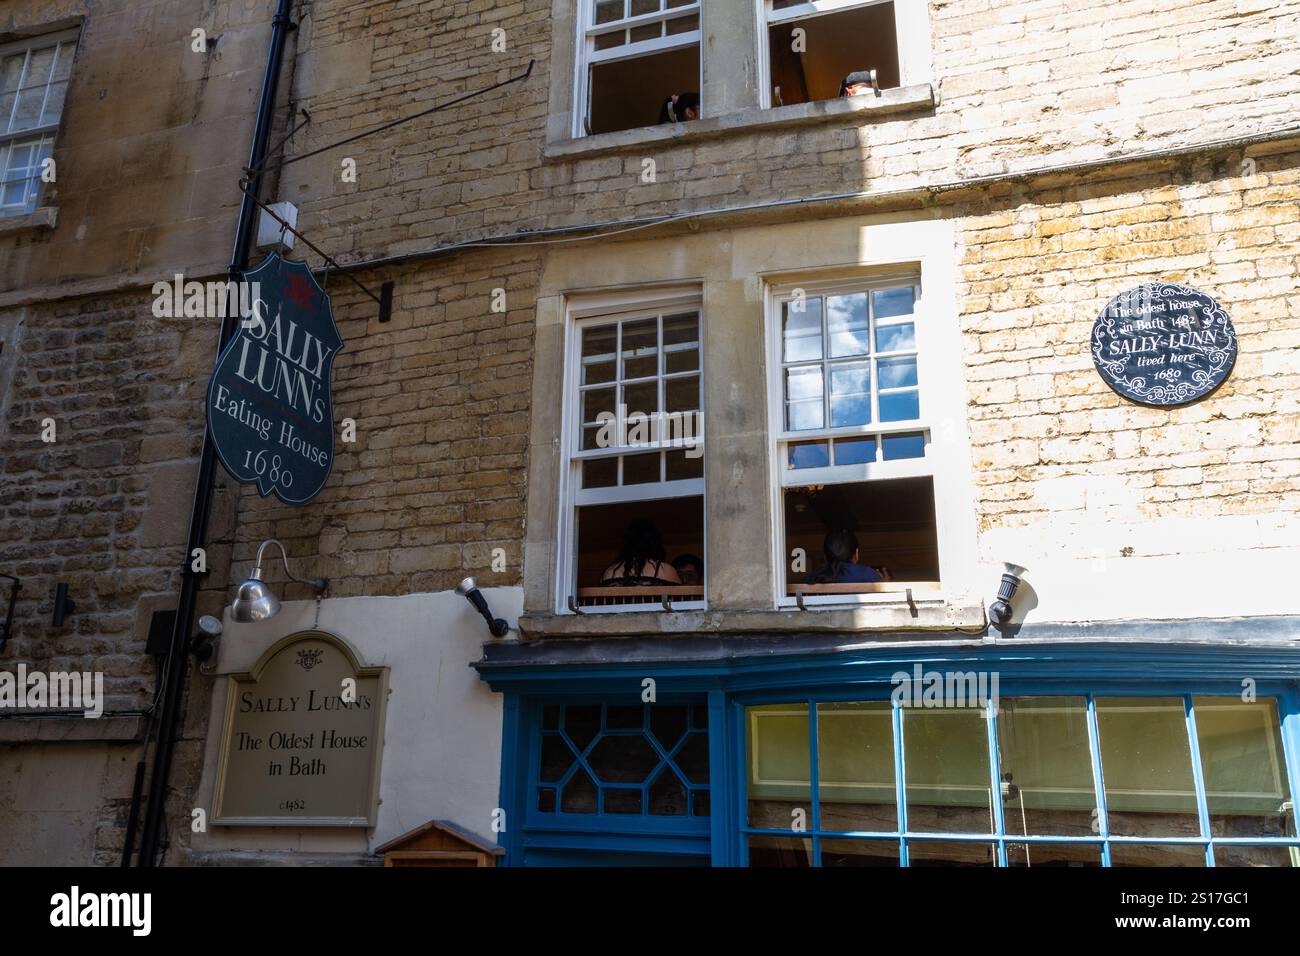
[561,292,705,612]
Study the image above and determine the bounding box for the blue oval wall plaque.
[206,253,342,505]
[1091,282,1237,407]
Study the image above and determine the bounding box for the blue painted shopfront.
[476,638,1300,867]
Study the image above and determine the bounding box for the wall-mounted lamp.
[52,582,76,627]
[230,539,328,624]
[455,576,509,638]
[988,562,1027,627]
[191,614,223,663]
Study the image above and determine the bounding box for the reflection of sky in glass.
[882,432,925,460]
[879,390,919,422]
[783,299,823,362]
[787,400,823,431]
[834,437,876,465]
[786,365,822,400]
[830,362,871,426]
[788,442,829,469]
[827,293,869,358]
[873,286,915,319]
[875,322,916,353]
[877,356,918,389]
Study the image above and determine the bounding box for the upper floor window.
[0,30,77,216]
[560,291,706,612]
[768,274,939,604]
[761,0,930,109]
[577,0,702,136]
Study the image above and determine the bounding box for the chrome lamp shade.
[230,569,282,623]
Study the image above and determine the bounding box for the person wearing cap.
[658,91,700,124]
[839,70,878,97]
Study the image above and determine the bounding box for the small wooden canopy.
[375,820,505,867]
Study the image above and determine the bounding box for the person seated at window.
[806,528,884,584]
[672,553,703,586]
[838,70,878,98]
[658,91,700,124]
[600,518,682,585]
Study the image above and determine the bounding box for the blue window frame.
[740,688,1300,867]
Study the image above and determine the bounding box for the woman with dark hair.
[807,528,884,584]
[601,518,682,584]
[657,91,700,124]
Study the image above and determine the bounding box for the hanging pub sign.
[1091,282,1237,407]
[206,252,342,504]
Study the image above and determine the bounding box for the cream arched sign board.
[213,630,388,827]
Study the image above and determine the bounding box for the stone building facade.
[1,0,1298,866]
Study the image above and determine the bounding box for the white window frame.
[754,0,934,110]
[572,0,703,138]
[556,286,707,613]
[762,232,975,610]
[0,28,78,217]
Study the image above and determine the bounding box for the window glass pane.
[629,22,662,42]
[822,839,899,867]
[581,424,605,451]
[1097,697,1200,838]
[782,297,822,362]
[581,386,616,425]
[22,46,56,87]
[747,704,810,829]
[787,440,828,470]
[595,0,624,24]
[593,30,625,50]
[621,317,659,378]
[873,286,915,319]
[622,380,659,418]
[0,54,24,94]
[784,366,823,431]
[662,312,699,372]
[666,12,699,34]
[582,457,618,488]
[878,389,919,423]
[664,374,699,415]
[996,697,1098,837]
[881,431,925,460]
[40,80,67,126]
[12,88,45,131]
[903,708,993,833]
[667,0,694,7]
[561,765,598,812]
[1007,843,1103,867]
[1193,697,1293,838]
[0,92,14,131]
[907,840,995,866]
[833,436,875,465]
[631,0,660,15]
[875,321,916,353]
[51,43,74,82]
[581,325,617,384]
[876,355,918,389]
[1108,843,1206,867]
[826,292,869,358]
[622,452,660,484]
[817,701,897,832]
[1214,844,1298,867]
[829,360,871,427]
[665,448,702,480]
[748,835,812,867]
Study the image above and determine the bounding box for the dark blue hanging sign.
[206,253,342,505]
[1091,282,1237,407]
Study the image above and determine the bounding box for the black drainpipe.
[133,0,296,867]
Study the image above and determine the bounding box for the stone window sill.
[0,205,57,236]
[543,84,937,162]
[518,599,983,640]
